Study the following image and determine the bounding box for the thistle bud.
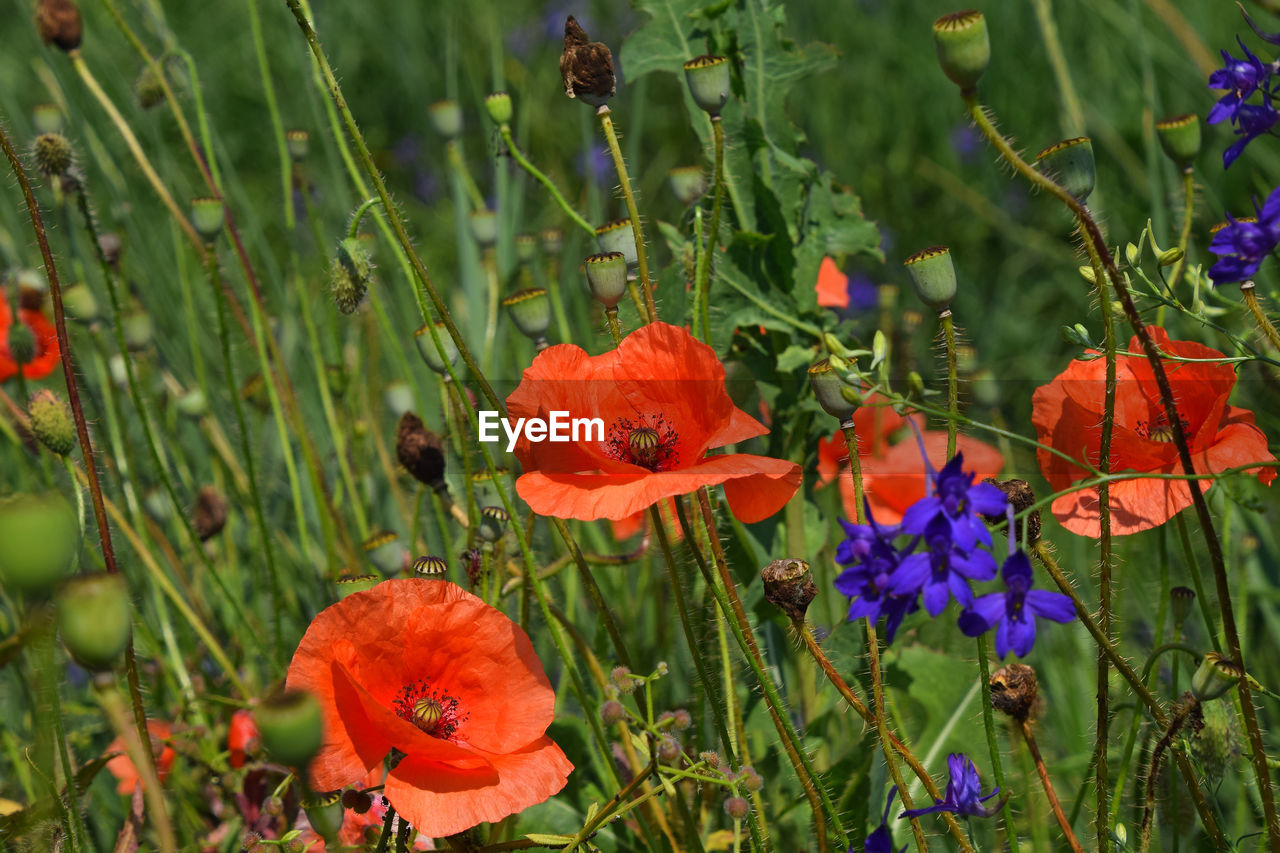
[683,55,731,117]
[657,736,681,764]
[1191,651,1243,703]
[595,219,637,268]
[484,92,513,125]
[478,506,509,544]
[989,663,1039,721]
[414,323,459,375]
[933,11,990,92]
[668,166,708,206]
[1170,586,1195,629]
[539,227,564,255]
[584,251,629,308]
[724,797,750,820]
[285,130,310,162]
[32,103,63,135]
[425,100,462,139]
[362,530,406,576]
[469,209,499,248]
[1156,114,1200,170]
[36,0,82,52]
[761,558,817,623]
[1036,137,1095,203]
[32,133,73,178]
[193,486,228,541]
[56,573,131,670]
[904,246,957,311]
[331,237,373,314]
[502,288,551,341]
[27,389,74,456]
[62,282,98,322]
[190,197,225,242]
[739,767,764,791]
[396,412,446,490]
[808,359,858,421]
[302,792,344,845]
[255,687,324,769]
[412,555,447,577]
[336,572,381,599]
[0,493,78,595]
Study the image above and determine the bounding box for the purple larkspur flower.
[1208,40,1273,125]
[900,754,999,820]
[901,452,1008,554]
[957,550,1075,658]
[889,511,997,617]
[1208,183,1280,283]
[861,786,907,853]
[834,506,921,643]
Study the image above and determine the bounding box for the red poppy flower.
[286,579,572,839]
[815,257,849,308]
[506,322,801,523]
[228,709,259,769]
[1032,327,1275,537]
[0,299,60,382]
[105,720,176,795]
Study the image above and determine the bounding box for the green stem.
[245,0,293,229]
[839,421,866,523]
[695,118,726,343]
[1243,282,1280,353]
[975,633,1019,851]
[597,106,656,323]
[499,126,594,237]
[867,624,929,851]
[941,311,958,459]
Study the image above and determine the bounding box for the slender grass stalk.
[596,106,656,323]
[499,125,594,237]
[1166,170,1196,295]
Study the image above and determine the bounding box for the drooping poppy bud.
[56,572,131,670]
[255,687,324,769]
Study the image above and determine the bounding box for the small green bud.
[907,371,926,396]
[515,233,538,264]
[255,687,325,769]
[1156,113,1200,170]
[414,322,459,375]
[135,65,165,110]
[190,197,225,242]
[933,11,990,92]
[683,55,731,117]
[584,252,629,308]
[823,333,855,360]
[1170,586,1195,629]
[827,353,847,372]
[539,227,564,255]
[8,322,36,368]
[1078,265,1097,284]
[1124,242,1140,266]
[478,506,509,544]
[32,103,63,135]
[32,133,73,178]
[1192,651,1243,702]
[595,219,638,269]
[1157,247,1185,267]
[336,572,381,599]
[428,100,463,138]
[56,573,131,670]
[0,493,79,595]
[808,359,858,421]
[469,209,499,248]
[667,166,708,206]
[412,555,447,577]
[122,310,153,351]
[382,380,413,420]
[904,246,957,311]
[176,388,208,419]
[301,792,344,845]
[502,288,551,341]
[61,282,97,322]
[285,130,310,162]
[362,530,406,575]
[1036,137,1095,203]
[484,92,513,125]
[332,236,373,314]
[28,389,75,455]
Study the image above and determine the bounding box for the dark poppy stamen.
[605,415,679,472]
[393,680,465,740]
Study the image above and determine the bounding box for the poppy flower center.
[605,415,680,472]
[393,680,465,740]
[1136,411,1186,443]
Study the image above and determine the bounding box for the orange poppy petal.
[815,256,849,309]
[16,308,60,380]
[707,406,768,449]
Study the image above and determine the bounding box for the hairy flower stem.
[605,307,624,344]
[95,676,176,853]
[1138,696,1199,853]
[1018,718,1084,853]
[1167,170,1196,295]
[499,125,594,236]
[597,105,657,323]
[941,311,959,458]
[867,625,930,851]
[1242,281,1280,353]
[694,117,726,342]
[974,634,1019,851]
[839,421,867,523]
[966,92,1275,849]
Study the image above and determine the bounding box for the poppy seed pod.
[760,558,817,624]
[383,379,414,420]
[32,133,73,178]
[595,219,638,268]
[0,493,79,595]
[28,389,75,456]
[502,288,551,340]
[539,227,564,255]
[904,246,957,311]
[336,572,381,599]
[808,359,860,421]
[414,322,459,375]
[121,310,153,351]
[285,129,310,162]
[56,573,131,670]
[933,11,990,92]
[362,530,406,576]
[668,166,708,206]
[255,687,325,769]
[469,208,499,248]
[190,197,225,242]
[61,282,97,322]
[1036,137,1095,203]
[36,0,82,52]
[478,506,509,544]
[302,792,344,845]
[1192,652,1244,703]
[515,233,538,264]
[412,555,447,577]
[683,55,731,117]
[584,252,629,307]
[1156,113,1200,170]
[428,100,463,138]
[332,236,373,314]
[989,663,1039,721]
[485,92,513,125]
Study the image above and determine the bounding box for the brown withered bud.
[560,16,615,107]
[981,477,1040,544]
[18,286,46,313]
[193,485,229,541]
[36,0,82,51]
[396,411,446,490]
[989,663,1039,722]
[98,233,123,268]
[760,558,817,624]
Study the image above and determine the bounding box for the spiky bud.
[485,92,513,125]
[600,700,625,725]
[28,389,75,455]
[56,573,131,670]
[255,687,324,769]
[32,133,73,178]
[904,246,957,311]
[760,558,817,623]
[1156,114,1200,170]
[331,236,373,314]
[724,797,750,820]
[683,55,731,117]
[1036,137,1095,203]
[0,493,79,595]
[932,11,989,92]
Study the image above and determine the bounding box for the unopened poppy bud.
[600,700,625,725]
[193,485,229,541]
[285,130,310,162]
[301,792,343,844]
[808,359,858,421]
[363,530,405,576]
[135,65,165,109]
[503,288,551,341]
[32,133,73,178]
[683,55,731,117]
[485,92,513,125]
[1036,137,1095,202]
[585,251,629,307]
[724,796,750,820]
[989,663,1038,721]
[933,11,990,92]
[28,390,75,456]
[122,310,153,351]
[176,388,208,419]
[36,0,82,52]
[425,100,462,139]
[397,412,446,489]
[33,103,62,135]
[56,572,131,670]
[478,506,509,544]
[469,209,499,248]
[540,227,564,255]
[414,322,459,375]
[904,246,957,311]
[0,493,78,595]
[1157,247,1185,267]
[332,237,373,315]
[1170,586,1195,629]
[336,572,380,599]
[761,558,817,623]
[412,555,447,577]
[190,197,225,242]
[515,233,538,264]
[1156,114,1200,170]
[657,736,681,764]
[62,282,97,322]
[341,788,373,813]
[255,687,324,769]
[668,166,707,206]
[1192,651,1243,702]
[595,219,638,268]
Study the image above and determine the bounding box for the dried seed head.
[32,133,73,178]
[560,16,615,107]
[193,485,229,541]
[989,662,1039,721]
[36,0,82,52]
[981,478,1040,544]
[396,411,446,489]
[760,558,817,623]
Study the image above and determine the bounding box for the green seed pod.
[484,92,513,125]
[1191,651,1243,703]
[285,129,310,162]
[122,310,153,351]
[332,236,373,314]
[32,133,73,178]
[502,288,551,340]
[28,389,75,456]
[469,209,499,248]
[362,530,405,575]
[515,233,538,264]
[302,792,344,845]
[539,228,564,255]
[190,197,225,242]
[61,282,97,322]
[176,388,208,419]
[0,493,79,595]
[1036,137,1095,203]
[55,573,131,670]
[414,322,459,375]
[255,687,324,769]
[933,11,990,92]
[1170,586,1195,630]
[1156,113,1200,170]
[667,166,708,206]
[382,380,414,420]
[683,55,731,117]
[32,103,63,135]
[808,359,858,421]
[595,219,637,268]
[904,246,957,311]
[584,252,629,308]
[428,100,463,139]
[336,572,381,599]
[478,506,509,544]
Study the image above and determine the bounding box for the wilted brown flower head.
[396,411,446,489]
[989,663,1039,721]
[36,0,82,52]
[761,558,817,624]
[193,485,229,541]
[981,477,1040,544]
[560,16,615,107]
